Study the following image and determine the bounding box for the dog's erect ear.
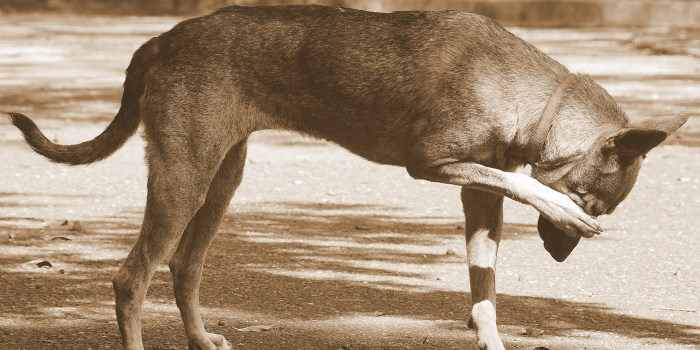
[602,128,666,161]
[633,114,689,135]
[603,114,688,162]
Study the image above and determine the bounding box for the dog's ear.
[633,114,688,135]
[602,128,667,162]
[602,114,688,162]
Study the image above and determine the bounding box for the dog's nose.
[584,200,606,217]
[584,199,596,216]
[593,203,609,217]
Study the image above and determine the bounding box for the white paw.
[207,333,231,350]
[535,189,601,238]
[188,333,231,350]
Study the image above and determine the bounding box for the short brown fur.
[8,5,687,350]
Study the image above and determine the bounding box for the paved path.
[0,15,698,350]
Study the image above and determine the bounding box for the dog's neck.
[525,73,579,168]
[523,73,629,184]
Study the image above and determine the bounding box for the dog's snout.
[605,203,619,215]
[583,199,607,217]
[594,203,609,217]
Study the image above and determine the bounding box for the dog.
[8,5,687,350]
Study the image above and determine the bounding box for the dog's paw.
[208,333,231,350]
[471,301,505,350]
[187,333,231,350]
[477,337,505,350]
[533,189,601,238]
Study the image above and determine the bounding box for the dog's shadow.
[207,201,699,348]
[0,200,697,349]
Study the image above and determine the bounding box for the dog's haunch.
[537,214,581,262]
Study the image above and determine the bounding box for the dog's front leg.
[461,188,505,350]
[408,161,601,238]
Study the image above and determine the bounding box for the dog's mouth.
[551,183,608,217]
[582,194,617,217]
[583,199,601,217]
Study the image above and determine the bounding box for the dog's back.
[146,5,566,165]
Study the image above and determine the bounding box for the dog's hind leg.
[112,130,238,350]
[168,138,248,350]
[461,188,505,350]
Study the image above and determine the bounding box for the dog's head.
[533,114,688,217]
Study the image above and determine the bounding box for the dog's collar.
[528,73,578,167]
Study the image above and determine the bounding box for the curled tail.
[8,38,158,165]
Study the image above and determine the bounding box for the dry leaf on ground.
[235,325,273,332]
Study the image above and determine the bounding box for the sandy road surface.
[0,15,699,350]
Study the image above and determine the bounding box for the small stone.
[218,320,226,327]
[445,248,457,255]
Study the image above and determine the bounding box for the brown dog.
[8,5,687,350]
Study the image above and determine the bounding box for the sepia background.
[0,0,699,27]
[1,1,698,349]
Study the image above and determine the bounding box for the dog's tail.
[7,38,158,165]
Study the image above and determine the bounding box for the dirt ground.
[0,15,699,350]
